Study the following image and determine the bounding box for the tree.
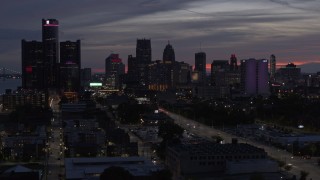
[100,166,133,180]
[151,169,172,180]
[250,173,265,180]
[299,170,309,180]
[157,121,184,160]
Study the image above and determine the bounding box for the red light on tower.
[26,66,32,73]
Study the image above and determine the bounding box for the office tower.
[211,60,229,86]
[278,63,301,81]
[240,58,269,96]
[175,61,192,85]
[136,39,152,87]
[42,19,59,88]
[194,52,206,84]
[148,60,169,91]
[21,40,43,89]
[105,54,125,89]
[195,52,206,72]
[136,39,151,64]
[230,54,238,71]
[80,68,91,88]
[60,40,81,92]
[127,55,138,82]
[270,54,276,80]
[163,42,175,63]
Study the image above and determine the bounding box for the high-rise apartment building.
[60,40,81,92]
[42,19,59,88]
[163,42,175,63]
[269,54,276,80]
[105,54,125,89]
[21,40,43,89]
[240,59,269,96]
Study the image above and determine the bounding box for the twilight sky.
[1,0,320,73]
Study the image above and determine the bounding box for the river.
[0,78,21,94]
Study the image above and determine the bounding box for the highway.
[160,108,320,179]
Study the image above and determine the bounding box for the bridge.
[0,67,21,79]
[0,67,21,80]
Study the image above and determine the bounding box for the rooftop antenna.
[200,42,202,52]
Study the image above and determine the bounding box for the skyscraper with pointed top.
[230,54,238,71]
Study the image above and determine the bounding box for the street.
[160,108,320,179]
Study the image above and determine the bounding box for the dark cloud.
[1,0,320,72]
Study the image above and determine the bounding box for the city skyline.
[1,0,320,72]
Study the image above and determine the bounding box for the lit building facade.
[240,58,269,96]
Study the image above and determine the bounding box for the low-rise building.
[166,141,269,180]
[64,156,162,180]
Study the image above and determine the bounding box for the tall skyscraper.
[42,19,59,88]
[194,52,206,84]
[60,40,81,92]
[105,54,125,89]
[136,39,152,87]
[240,58,269,96]
[136,39,151,64]
[163,42,175,63]
[270,54,276,80]
[21,40,43,89]
[230,54,238,71]
[195,52,206,72]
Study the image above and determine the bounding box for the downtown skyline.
[1,0,320,73]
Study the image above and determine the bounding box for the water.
[0,78,21,94]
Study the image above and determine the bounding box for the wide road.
[160,108,320,179]
[46,95,64,180]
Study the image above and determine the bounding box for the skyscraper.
[21,40,43,89]
[240,58,269,96]
[42,19,59,88]
[230,54,238,71]
[211,60,229,86]
[136,39,151,64]
[136,39,152,87]
[105,54,125,89]
[195,52,206,72]
[270,54,276,80]
[60,40,81,92]
[194,52,206,84]
[163,42,175,63]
